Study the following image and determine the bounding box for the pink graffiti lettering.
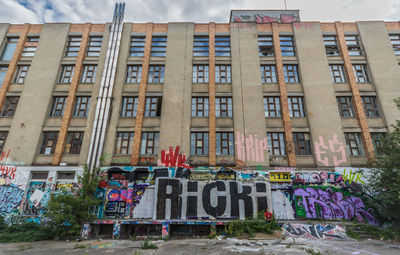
[314,135,347,167]
[235,132,268,163]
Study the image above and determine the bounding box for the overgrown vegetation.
[224,212,280,238]
[356,223,400,241]
[345,227,360,240]
[0,218,54,243]
[140,238,158,249]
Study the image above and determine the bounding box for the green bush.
[140,238,158,249]
[345,228,360,240]
[0,217,54,243]
[357,223,400,241]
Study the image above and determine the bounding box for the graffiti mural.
[282,223,347,240]
[0,185,24,216]
[314,135,347,167]
[230,10,300,23]
[235,131,269,164]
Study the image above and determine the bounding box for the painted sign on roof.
[230,10,300,23]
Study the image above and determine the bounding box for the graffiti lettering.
[314,135,347,166]
[235,132,268,163]
[282,223,347,240]
[158,146,192,168]
[0,185,24,216]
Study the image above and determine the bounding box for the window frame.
[64,131,84,154]
[193,36,209,57]
[215,97,233,118]
[147,65,164,83]
[50,96,67,117]
[264,96,281,118]
[280,35,296,56]
[215,36,231,57]
[126,65,142,84]
[215,65,231,84]
[151,36,167,57]
[352,64,370,83]
[216,132,234,156]
[345,35,362,56]
[336,96,356,118]
[361,96,380,118]
[344,132,365,156]
[0,131,8,152]
[65,36,82,57]
[283,64,299,83]
[58,65,75,84]
[323,35,340,56]
[260,65,277,84]
[389,34,400,56]
[267,132,285,156]
[329,64,346,83]
[115,131,134,155]
[144,97,162,117]
[193,65,209,83]
[288,96,306,118]
[1,96,19,117]
[191,97,209,117]
[120,96,138,117]
[191,132,209,155]
[140,132,159,155]
[40,131,59,155]
[73,96,91,117]
[129,36,146,57]
[258,35,274,57]
[293,132,312,155]
[80,64,97,84]
[12,65,29,84]
[22,36,39,57]
[1,37,19,61]
[86,36,102,57]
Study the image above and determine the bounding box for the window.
[64,132,84,154]
[50,96,67,117]
[345,35,362,56]
[258,35,274,56]
[337,96,355,118]
[12,65,29,84]
[115,132,134,155]
[126,65,142,83]
[151,36,167,57]
[1,37,18,61]
[293,132,312,155]
[144,97,162,117]
[215,65,231,84]
[0,66,8,87]
[59,65,75,84]
[267,132,285,155]
[140,132,159,155]
[216,97,232,117]
[191,132,209,155]
[22,37,39,57]
[371,132,385,154]
[73,96,91,117]
[215,36,230,56]
[329,64,346,83]
[324,35,340,56]
[130,36,146,57]
[345,132,365,155]
[81,65,97,83]
[65,36,81,57]
[362,96,380,118]
[264,97,281,117]
[280,36,295,56]
[216,132,234,156]
[193,65,209,83]
[57,172,75,180]
[40,131,58,154]
[86,36,102,56]
[193,36,209,56]
[192,97,209,117]
[283,65,299,83]
[352,64,370,83]
[148,65,164,83]
[31,172,48,180]
[389,34,400,55]
[1,96,19,117]
[288,96,306,117]
[0,132,8,152]
[260,65,277,83]
[121,97,138,117]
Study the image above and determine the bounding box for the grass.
[133,251,142,255]
[73,243,87,249]
[140,238,158,249]
[305,248,322,255]
[18,244,33,251]
[345,227,360,240]
[356,224,400,241]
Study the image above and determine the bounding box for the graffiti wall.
[282,223,347,240]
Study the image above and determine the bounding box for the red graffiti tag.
[158,146,192,168]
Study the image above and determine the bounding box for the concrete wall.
[0,24,9,53]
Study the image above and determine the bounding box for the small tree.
[46,165,101,238]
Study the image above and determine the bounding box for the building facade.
[0,7,399,238]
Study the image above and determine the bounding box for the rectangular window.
[58,65,75,84]
[73,96,91,117]
[264,97,281,117]
[86,36,102,57]
[345,132,365,155]
[1,96,19,117]
[81,65,97,83]
[329,64,346,83]
[215,65,231,84]
[362,96,380,118]
[293,132,312,155]
[345,35,362,56]
[216,132,234,156]
[288,96,306,117]
[267,132,285,155]
[1,37,19,61]
[191,132,209,155]
[64,132,84,154]
[57,172,75,180]
[352,64,370,83]
[151,36,167,57]
[283,65,299,83]
[126,65,142,84]
[371,132,385,155]
[258,35,274,56]
[260,65,277,84]
[121,97,138,117]
[115,132,134,155]
[40,131,58,155]
[280,36,295,56]
[12,65,29,84]
[140,132,159,155]
[65,36,82,57]
[0,132,7,152]
[215,97,232,117]
[193,36,209,56]
[130,36,146,57]
[191,97,209,117]
[22,36,39,57]
[337,96,355,118]
[50,96,67,117]
[144,97,162,117]
[215,36,230,57]
[324,35,340,56]
[389,34,400,55]
[148,65,164,83]
[193,65,209,83]
[0,66,7,87]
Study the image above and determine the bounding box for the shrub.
[140,238,158,249]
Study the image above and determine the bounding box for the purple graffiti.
[0,185,24,216]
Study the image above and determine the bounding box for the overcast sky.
[1,0,400,24]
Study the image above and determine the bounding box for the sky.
[0,0,400,24]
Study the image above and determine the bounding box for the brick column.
[52,23,91,165]
[271,23,296,166]
[208,23,216,166]
[0,24,30,110]
[130,23,153,165]
[335,22,375,160]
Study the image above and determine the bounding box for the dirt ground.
[0,237,399,255]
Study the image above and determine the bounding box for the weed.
[73,243,87,249]
[140,238,158,249]
[18,244,32,251]
[345,228,360,240]
[133,251,142,255]
[208,233,217,239]
[305,248,322,255]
